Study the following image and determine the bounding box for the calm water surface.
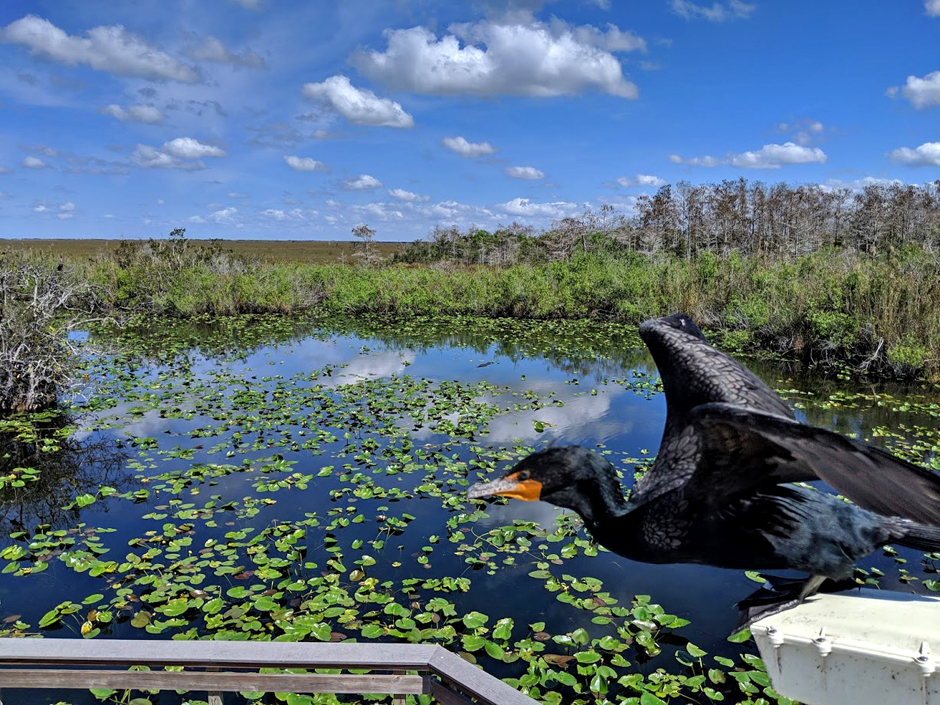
[1,317,937,704]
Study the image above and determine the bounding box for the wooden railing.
[0,639,538,704]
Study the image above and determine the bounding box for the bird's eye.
[518,470,530,480]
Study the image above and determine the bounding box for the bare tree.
[351,224,381,267]
[0,256,98,412]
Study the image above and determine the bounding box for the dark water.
[1,317,938,704]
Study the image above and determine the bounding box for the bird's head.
[466,446,625,526]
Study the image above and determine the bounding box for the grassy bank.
[0,237,405,263]
[77,245,940,379]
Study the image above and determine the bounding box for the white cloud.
[33,203,48,212]
[890,142,940,167]
[926,0,940,16]
[671,142,827,169]
[302,75,414,128]
[505,165,545,180]
[498,198,579,218]
[552,19,647,53]
[352,20,639,99]
[185,36,266,70]
[669,0,755,21]
[57,202,75,220]
[442,136,497,157]
[262,208,305,221]
[130,139,223,170]
[353,202,404,220]
[0,15,198,83]
[284,155,328,172]
[100,103,164,123]
[228,0,261,7]
[898,71,940,109]
[23,156,48,169]
[163,137,226,159]
[343,174,383,190]
[388,188,429,202]
[823,176,906,192]
[210,207,238,223]
[228,192,249,199]
[617,174,665,187]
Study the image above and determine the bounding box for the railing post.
[208,667,221,705]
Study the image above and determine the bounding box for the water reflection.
[0,419,131,534]
[5,315,937,701]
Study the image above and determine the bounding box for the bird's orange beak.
[466,472,542,501]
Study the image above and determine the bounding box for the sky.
[0,0,938,241]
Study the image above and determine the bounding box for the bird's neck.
[565,462,630,530]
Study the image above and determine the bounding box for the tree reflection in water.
[0,417,131,534]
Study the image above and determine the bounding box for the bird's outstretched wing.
[688,402,940,525]
[630,314,794,508]
[638,315,793,424]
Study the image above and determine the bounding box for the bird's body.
[467,313,940,623]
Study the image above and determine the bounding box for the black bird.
[467,313,940,625]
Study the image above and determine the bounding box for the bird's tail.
[893,520,940,552]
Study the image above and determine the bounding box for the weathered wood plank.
[428,648,537,705]
[0,669,427,695]
[429,679,476,705]
[0,640,436,671]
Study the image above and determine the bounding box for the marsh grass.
[6,234,940,380]
[79,247,940,378]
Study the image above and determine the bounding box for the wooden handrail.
[0,639,537,705]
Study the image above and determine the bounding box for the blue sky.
[0,0,938,241]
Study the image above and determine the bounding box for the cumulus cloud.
[551,19,647,53]
[777,119,825,146]
[890,142,940,167]
[163,137,226,159]
[22,155,48,169]
[498,197,579,218]
[352,20,639,99]
[927,0,940,16]
[185,35,266,70]
[57,202,75,220]
[284,155,329,172]
[505,165,545,180]
[617,174,665,187]
[343,174,383,190]
[442,136,497,157]
[100,103,164,123]
[897,71,940,109]
[302,75,414,128]
[262,208,305,221]
[669,0,755,21]
[210,207,238,223]
[353,202,404,220]
[388,188,429,202]
[0,15,198,83]
[671,142,827,169]
[131,138,225,170]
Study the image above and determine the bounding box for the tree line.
[395,179,940,265]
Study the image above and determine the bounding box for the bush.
[0,255,93,412]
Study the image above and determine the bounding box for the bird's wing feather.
[688,402,940,525]
[630,316,793,508]
[638,317,793,423]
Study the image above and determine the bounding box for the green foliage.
[42,229,940,380]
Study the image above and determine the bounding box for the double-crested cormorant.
[467,313,940,624]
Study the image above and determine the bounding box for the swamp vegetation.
[0,177,939,703]
[0,315,938,705]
